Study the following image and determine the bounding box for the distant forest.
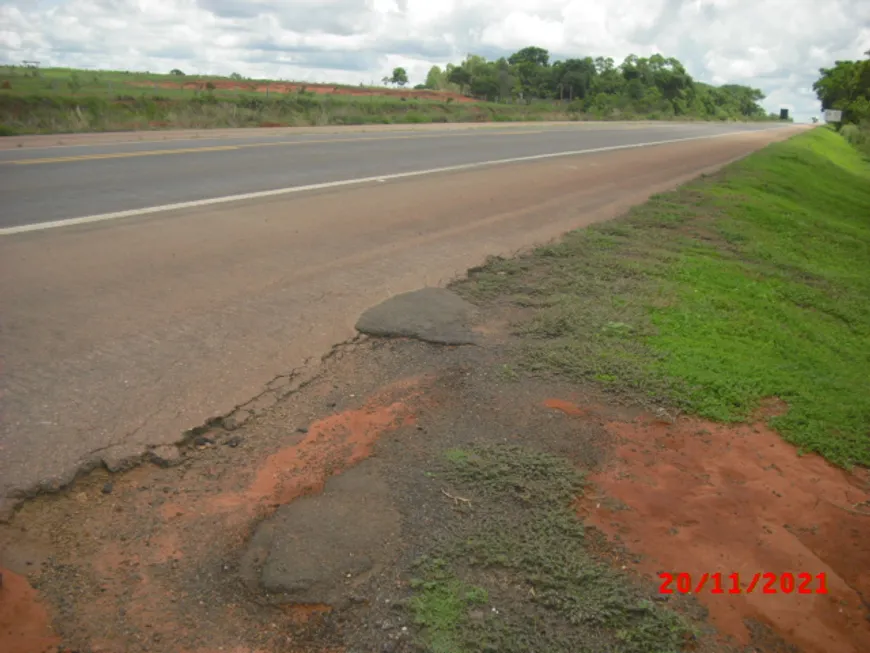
[417,47,774,120]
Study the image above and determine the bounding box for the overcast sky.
[2,0,868,121]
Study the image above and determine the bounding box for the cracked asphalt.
[0,121,804,517]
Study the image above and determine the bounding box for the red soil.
[544,398,588,416]
[566,402,870,653]
[0,568,61,653]
[209,377,421,513]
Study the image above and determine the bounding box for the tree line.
[813,51,870,124]
[410,46,773,120]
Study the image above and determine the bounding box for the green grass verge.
[456,128,870,467]
[408,446,692,653]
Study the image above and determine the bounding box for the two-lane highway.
[0,121,804,516]
[2,122,782,231]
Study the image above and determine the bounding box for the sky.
[1,0,868,122]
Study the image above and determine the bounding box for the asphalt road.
[1,122,784,230]
[0,122,804,517]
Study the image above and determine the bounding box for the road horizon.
[1,121,792,230]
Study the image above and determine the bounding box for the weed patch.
[407,446,693,653]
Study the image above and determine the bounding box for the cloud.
[1,0,868,119]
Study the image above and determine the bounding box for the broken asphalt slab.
[355,287,480,345]
[240,460,401,607]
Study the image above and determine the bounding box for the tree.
[469,64,500,102]
[495,58,515,101]
[170,68,185,76]
[553,57,595,100]
[509,46,550,68]
[594,57,616,74]
[719,84,766,117]
[387,67,408,87]
[424,65,446,90]
[447,65,472,94]
[591,63,624,97]
[384,44,779,122]
[230,72,243,80]
[509,46,551,100]
[813,57,870,123]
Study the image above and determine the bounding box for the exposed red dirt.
[127,80,475,103]
[284,604,334,624]
[544,397,588,416]
[209,377,421,513]
[0,377,426,653]
[0,568,61,653]
[568,402,870,653]
[176,649,270,653]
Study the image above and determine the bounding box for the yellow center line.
[8,145,242,165]
[3,129,547,166]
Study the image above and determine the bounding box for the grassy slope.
[0,65,562,134]
[0,90,568,135]
[0,66,563,134]
[458,128,870,467]
[0,66,449,100]
[0,65,778,135]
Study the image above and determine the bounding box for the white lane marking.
[0,128,779,236]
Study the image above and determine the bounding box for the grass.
[1,65,781,135]
[456,127,870,467]
[409,563,490,653]
[0,65,569,134]
[0,90,573,134]
[0,65,419,97]
[407,446,693,653]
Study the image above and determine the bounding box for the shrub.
[840,122,870,156]
[402,111,428,123]
[67,74,82,94]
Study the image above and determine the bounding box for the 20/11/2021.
[658,572,829,595]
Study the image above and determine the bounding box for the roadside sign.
[824,109,843,122]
